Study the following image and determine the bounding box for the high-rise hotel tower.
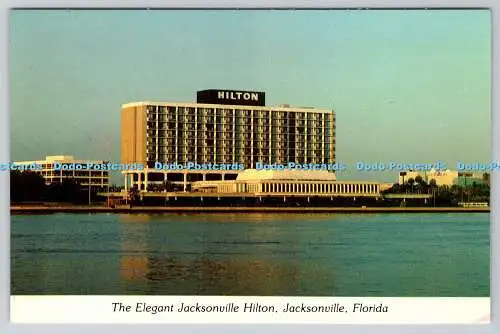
[121,90,335,191]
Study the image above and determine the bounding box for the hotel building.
[14,155,110,189]
[121,89,336,191]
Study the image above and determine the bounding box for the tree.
[482,173,490,186]
[391,183,401,193]
[10,170,46,202]
[46,179,83,203]
[407,178,415,192]
[128,187,140,205]
[429,179,437,188]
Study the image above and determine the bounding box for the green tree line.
[383,176,490,205]
[10,170,120,204]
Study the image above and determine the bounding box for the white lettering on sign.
[217,91,260,102]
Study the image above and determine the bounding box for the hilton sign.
[197,89,265,106]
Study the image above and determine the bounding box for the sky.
[9,9,491,183]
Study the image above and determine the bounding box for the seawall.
[10,205,490,214]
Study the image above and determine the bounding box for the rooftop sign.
[197,89,265,106]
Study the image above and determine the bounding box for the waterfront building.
[398,169,490,187]
[13,155,110,190]
[121,89,336,191]
[191,169,380,197]
[456,172,489,187]
[399,169,458,186]
[118,169,385,207]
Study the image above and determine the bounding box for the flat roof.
[121,101,333,114]
[236,169,337,181]
[14,155,108,164]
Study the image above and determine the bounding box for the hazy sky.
[10,9,491,183]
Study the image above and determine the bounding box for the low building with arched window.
[191,169,381,197]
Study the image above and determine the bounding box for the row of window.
[147,123,332,131]
[146,107,331,119]
[147,156,334,164]
[147,114,330,120]
[148,140,332,146]
[34,171,109,177]
[148,147,328,155]
[148,134,334,140]
[149,136,328,141]
[260,183,379,194]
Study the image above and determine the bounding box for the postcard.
[8,8,491,324]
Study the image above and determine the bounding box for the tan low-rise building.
[14,155,110,189]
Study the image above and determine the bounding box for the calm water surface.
[11,213,490,296]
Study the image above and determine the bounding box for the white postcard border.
[9,296,491,324]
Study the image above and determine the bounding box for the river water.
[11,213,490,296]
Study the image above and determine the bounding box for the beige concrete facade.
[121,100,336,192]
[121,101,336,168]
[121,105,147,165]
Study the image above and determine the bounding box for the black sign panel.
[197,89,265,106]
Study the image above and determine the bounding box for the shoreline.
[10,205,490,214]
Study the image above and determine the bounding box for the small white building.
[13,155,110,189]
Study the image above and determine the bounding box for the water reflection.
[11,213,489,296]
[118,214,153,223]
[116,213,333,295]
[118,212,340,224]
[144,256,301,295]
